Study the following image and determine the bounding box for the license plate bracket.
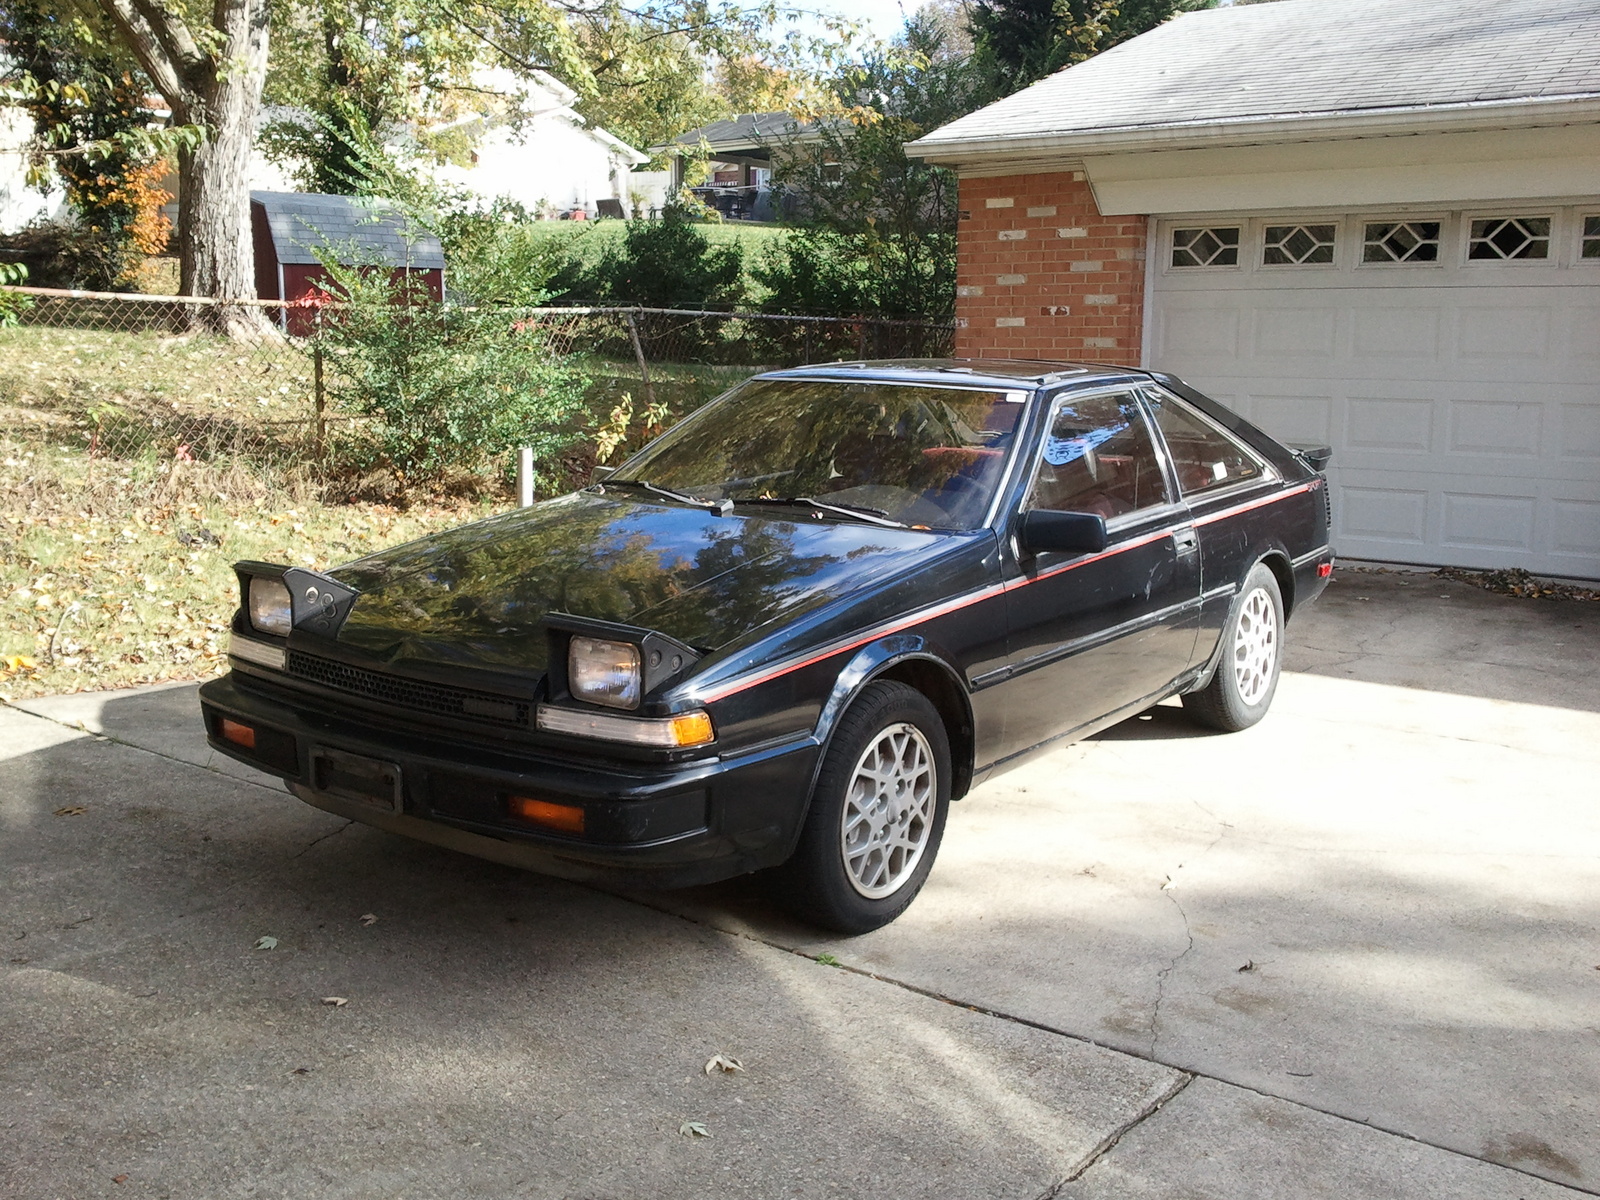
[311,746,403,813]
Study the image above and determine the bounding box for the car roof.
[756,358,1152,390]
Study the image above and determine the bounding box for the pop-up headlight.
[248,577,292,637]
[568,636,642,710]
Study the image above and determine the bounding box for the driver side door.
[992,387,1202,761]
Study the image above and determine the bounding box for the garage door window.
[1583,216,1600,260]
[1027,392,1169,520]
[1263,224,1336,266]
[1468,216,1550,261]
[1362,221,1440,264]
[1171,227,1239,268]
[1144,391,1264,497]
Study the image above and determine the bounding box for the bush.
[587,202,745,310]
[309,267,589,489]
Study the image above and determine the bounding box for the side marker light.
[508,795,586,835]
[1317,562,1334,579]
[219,718,257,750]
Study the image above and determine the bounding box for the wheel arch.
[1258,547,1296,618]
[811,636,976,803]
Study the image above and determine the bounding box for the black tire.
[772,681,951,935]
[1182,562,1284,733]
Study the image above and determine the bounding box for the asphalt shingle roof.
[655,112,819,153]
[912,0,1600,151]
[251,191,445,269]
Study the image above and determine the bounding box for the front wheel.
[772,681,951,935]
[1182,563,1284,732]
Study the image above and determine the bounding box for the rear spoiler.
[1289,443,1333,472]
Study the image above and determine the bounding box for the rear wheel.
[773,681,950,934]
[1183,562,1284,732]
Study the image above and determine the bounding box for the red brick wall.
[955,172,1147,366]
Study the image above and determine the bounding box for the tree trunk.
[176,0,271,336]
[97,0,271,335]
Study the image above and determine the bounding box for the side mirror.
[1018,509,1109,556]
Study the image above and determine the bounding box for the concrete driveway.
[3,569,1597,1199]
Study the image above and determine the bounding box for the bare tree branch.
[94,0,188,108]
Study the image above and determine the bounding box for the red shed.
[251,190,445,335]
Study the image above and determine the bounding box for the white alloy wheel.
[841,722,936,899]
[1231,585,1279,707]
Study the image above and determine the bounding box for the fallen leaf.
[322,996,348,1007]
[53,806,86,816]
[359,913,377,926]
[290,1066,311,1075]
[1237,960,1255,973]
[704,1054,744,1075]
[679,1121,711,1139]
[112,1174,128,1184]
[253,936,278,951]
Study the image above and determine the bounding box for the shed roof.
[908,0,1600,160]
[250,191,445,269]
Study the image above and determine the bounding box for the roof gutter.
[905,94,1600,170]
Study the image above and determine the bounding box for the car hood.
[324,491,964,679]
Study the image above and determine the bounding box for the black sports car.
[201,360,1333,933]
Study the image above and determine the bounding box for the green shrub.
[590,202,745,310]
[310,265,589,488]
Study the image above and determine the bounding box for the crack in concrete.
[289,819,354,859]
[1035,1072,1195,1199]
[1148,803,1230,1057]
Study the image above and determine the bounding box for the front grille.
[287,650,532,728]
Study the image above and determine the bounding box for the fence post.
[516,448,536,507]
[312,342,326,456]
[803,324,812,365]
[625,310,658,409]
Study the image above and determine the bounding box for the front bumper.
[198,673,819,889]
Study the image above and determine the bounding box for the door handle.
[1172,528,1198,555]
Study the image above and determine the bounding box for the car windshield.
[609,378,1030,530]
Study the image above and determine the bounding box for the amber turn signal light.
[508,795,586,835]
[219,718,256,750]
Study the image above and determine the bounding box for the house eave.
[905,94,1600,173]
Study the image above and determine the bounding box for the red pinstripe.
[688,482,1316,705]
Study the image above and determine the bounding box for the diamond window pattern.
[1171,227,1240,268]
[1468,217,1550,261]
[1263,224,1336,265]
[1583,216,1600,260]
[1362,221,1441,263]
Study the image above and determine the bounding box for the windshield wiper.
[604,479,731,516]
[730,496,908,529]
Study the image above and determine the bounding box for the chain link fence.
[0,288,955,474]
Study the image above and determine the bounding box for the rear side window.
[1027,391,1169,519]
[1145,389,1263,496]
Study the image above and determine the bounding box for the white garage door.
[1147,207,1600,579]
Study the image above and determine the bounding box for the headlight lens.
[568,636,641,709]
[248,577,292,637]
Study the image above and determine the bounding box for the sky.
[795,0,918,48]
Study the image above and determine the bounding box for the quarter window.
[1363,221,1440,263]
[1468,216,1550,261]
[1027,392,1168,519]
[1171,227,1240,268]
[1583,215,1600,260]
[1144,391,1263,496]
[1263,224,1335,265]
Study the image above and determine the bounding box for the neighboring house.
[0,108,67,233]
[250,190,444,335]
[430,70,648,217]
[652,112,819,220]
[906,0,1600,579]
